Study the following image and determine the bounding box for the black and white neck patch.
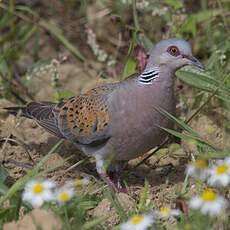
[138,67,160,85]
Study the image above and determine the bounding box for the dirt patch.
[92,198,119,227]
[3,209,62,230]
[91,193,135,228]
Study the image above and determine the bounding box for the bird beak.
[182,54,204,69]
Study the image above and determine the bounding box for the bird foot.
[99,172,127,193]
[95,156,127,193]
[116,186,128,193]
[108,170,128,193]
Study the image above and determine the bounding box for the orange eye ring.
[167,46,180,56]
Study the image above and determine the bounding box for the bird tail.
[3,105,30,117]
[4,102,64,138]
[4,102,57,118]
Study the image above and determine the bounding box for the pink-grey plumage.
[5,38,203,192]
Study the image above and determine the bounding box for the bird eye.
[167,46,180,56]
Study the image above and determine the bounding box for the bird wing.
[4,82,118,145]
[56,83,118,146]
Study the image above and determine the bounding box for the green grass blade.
[137,180,151,212]
[155,106,199,137]
[161,127,217,150]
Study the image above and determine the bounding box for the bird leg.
[95,156,127,193]
[108,162,128,193]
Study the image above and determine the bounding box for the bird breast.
[108,78,176,161]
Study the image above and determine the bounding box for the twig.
[2,159,33,169]
[63,157,89,174]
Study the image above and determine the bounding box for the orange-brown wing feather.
[57,83,117,145]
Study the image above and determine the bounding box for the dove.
[5,38,203,192]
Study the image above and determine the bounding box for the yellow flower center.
[201,189,217,202]
[216,164,228,175]
[131,215,143,225]
[159,207,170,215]
[194,159,208,169]
[74,179,83,187]
[58,191,70,202]
[206,126,216,134]
[33,183,44,194]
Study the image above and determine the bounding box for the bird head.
[146,38,203,72]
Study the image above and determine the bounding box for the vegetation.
[0,0,229,229]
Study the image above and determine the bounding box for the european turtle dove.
[5,38,203,192]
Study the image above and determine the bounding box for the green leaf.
[122,58,137,79]
[176,67,230,103]
[180,16,197,37]
[137,33,153,51]
[165,0,183,10]
[54,89,75,101]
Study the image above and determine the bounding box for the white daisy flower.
[120,214,154,230]
[186,159,209,180]
[55,186,75,205]
[207,158,230,187]
[189,188,228,216]
[153,207,180,220]
[22,179,55,208]
[66,177,90,190]
[225,157,230,163]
